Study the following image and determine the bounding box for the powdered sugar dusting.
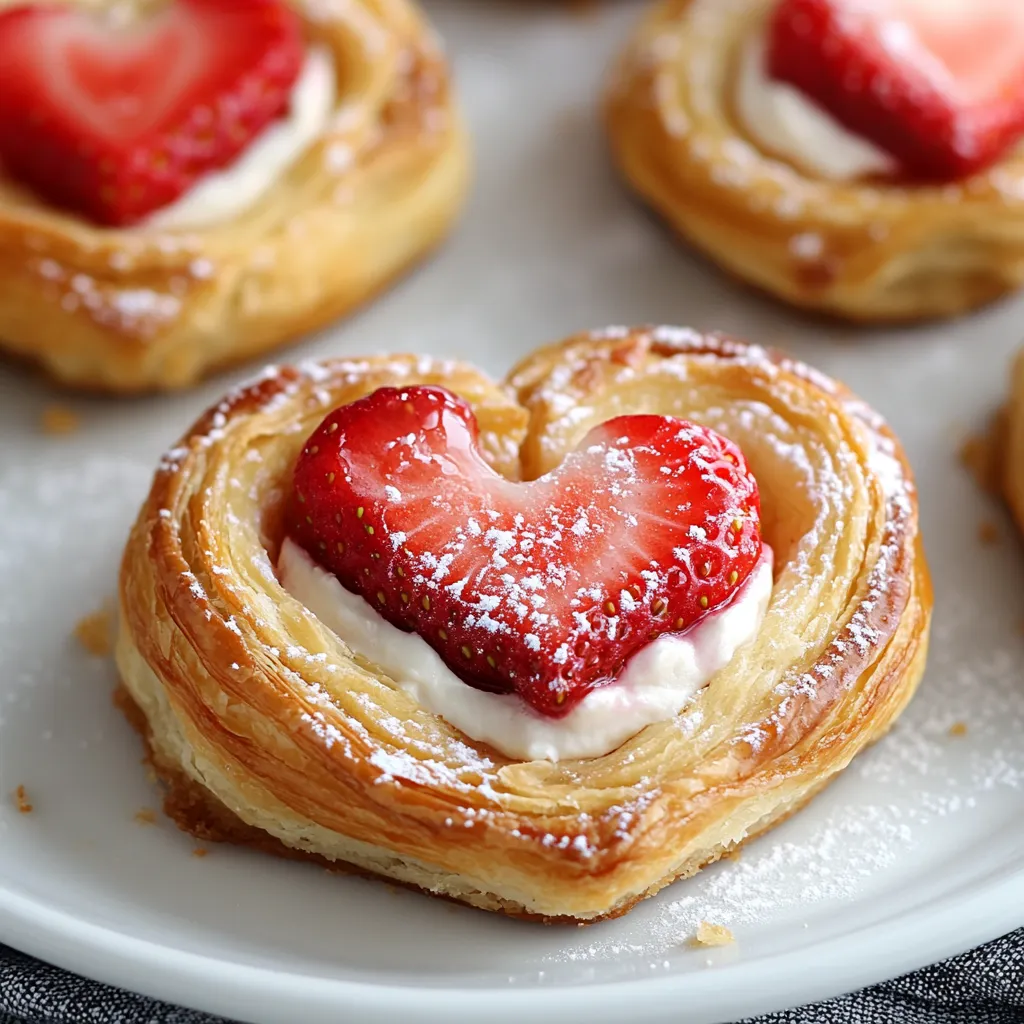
[28,258,185,340]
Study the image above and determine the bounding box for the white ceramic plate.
[1,4,1022,1023]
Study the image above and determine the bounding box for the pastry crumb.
[690,922,735,947]
[40,404,80,436]
[12,785,33,814]
[949,721,968,738]
[74,606,113,656]
[723,847,743,862]
[978,520,1000,545]
[134,807,157,826]
[192,847,210,859]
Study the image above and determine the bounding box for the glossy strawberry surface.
[287,386,763,718]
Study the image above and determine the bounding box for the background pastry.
[0,0,468,392]
[116,326,932,922]
[606,0,1024,322]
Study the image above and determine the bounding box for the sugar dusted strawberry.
[0,0,303,226]
[768,0,1024,180]
[286,386,762,719]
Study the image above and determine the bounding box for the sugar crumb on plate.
[12,785,33,814]
[192,847,210,859]
[134,808,157,825]
[948,722,968,738]
[689,922,735,947]
[74,606,113,656]
[40,404,80,436]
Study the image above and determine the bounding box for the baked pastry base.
[115,684,842,924]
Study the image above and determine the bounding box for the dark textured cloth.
[1,930,1022,1023]
[742,929,1024,1024]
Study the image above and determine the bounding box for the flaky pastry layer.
[116,327,932,921]
[0,0,468,392]
[605,0,1024,322]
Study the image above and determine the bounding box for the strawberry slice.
[286,386,762,719]
[0,0,303,226]
[767,0,1024,180]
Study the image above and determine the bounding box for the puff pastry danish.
[0,0,467,392]
[116,326,932,921]
[605,0,1024,322]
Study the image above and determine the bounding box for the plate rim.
[2,863,1022,1024]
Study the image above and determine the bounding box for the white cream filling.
[736,30,897,181]
[278,538,774,763]
[143,45,336,230]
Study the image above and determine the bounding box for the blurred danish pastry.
[605,0,1024,322]
[0,0,467,391]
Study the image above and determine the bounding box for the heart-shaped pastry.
[116,327,931,922]
[0,0,303,224]
[769,0,1024,179]
[286,385,762,717]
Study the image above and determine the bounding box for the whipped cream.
[144,46,336,230]
[736,31,897,181]
[278,538,774,762]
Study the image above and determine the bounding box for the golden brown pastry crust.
[116,327,932,921]
[605,0,1024,322]
[0,0,468,393]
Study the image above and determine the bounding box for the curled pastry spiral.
[117,327,931,921]
[605,0,1024,322]
[0,0,468,392]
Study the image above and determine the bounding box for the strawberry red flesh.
[286,386,762,719]
[768,0,1024,180]
[0,0,303,226]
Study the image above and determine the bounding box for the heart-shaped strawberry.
[286,386,762,719]
[768,0,1024,179]
[0,0,303,225]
